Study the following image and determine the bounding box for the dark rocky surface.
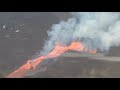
[0,12,120,78]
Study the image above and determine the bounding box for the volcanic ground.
[0,12,120,78]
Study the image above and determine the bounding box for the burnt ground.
[25,57,120,78]
[0,12,120,78]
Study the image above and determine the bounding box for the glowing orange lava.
[6,42,97,78]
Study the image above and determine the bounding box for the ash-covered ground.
[0,12,120,78]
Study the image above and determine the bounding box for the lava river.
[6,42,97,78]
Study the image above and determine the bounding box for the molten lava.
[6,42,97,78]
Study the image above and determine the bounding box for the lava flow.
[6,42,97,78]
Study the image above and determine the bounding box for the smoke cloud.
[41,12,120,55]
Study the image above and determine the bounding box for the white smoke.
[41,12,120,55]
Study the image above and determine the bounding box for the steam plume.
[41,12,120,55]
